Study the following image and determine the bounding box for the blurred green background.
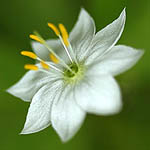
[0,0,149,149]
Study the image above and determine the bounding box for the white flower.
[7,8,143,142]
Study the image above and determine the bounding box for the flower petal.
[85,8,126,65]
[32,39,65,61]
[89,45,144,76]
[75,74,122,115]
[51,85,86,142]
[69,8,95,57]
[21,80,63,134]
[7,70,49,102]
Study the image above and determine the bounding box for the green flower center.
[63,62,85,84]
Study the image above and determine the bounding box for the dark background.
[0,0,149,149]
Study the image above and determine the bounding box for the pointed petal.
[85,8,126,64]
[7,70,49,102]
[51,85,86,142]
[21,80,63,134]
[69,8,95,56]
[75,74,122,115]
[32,39,65,61]
[89,45,144,76]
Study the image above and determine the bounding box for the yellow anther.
[24,64,38,71]
[59,24,69,47]
[50,53,59,64]
[29,34,44,43]
[40,61,50,70]
[48,23,60,36]
[21,51,37,59]
[59,24,69,38]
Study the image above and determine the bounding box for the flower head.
[7,8,143,142]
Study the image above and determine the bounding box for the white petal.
[51,85,86,142]
[89,45,144,76]
[32,39,66,61]
[85,8,126,65]
[75,74,122,115]
[7,70,49,102]
[21,80,63,134]
[69,8,95,56]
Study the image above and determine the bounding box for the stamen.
[29,34,44,44]
[21,49,61,73]
[47,23,73,63]
[24,64,38,71]
[37,56,63,73]
[50,53,59,64]
[59,24,69,47]
[34,31,75,75]
[49,23,73,63]
[48,23,60,36]
[40,61,50,70]
[58,24,78,64]
[68,44,78,65]
[21,51,37,59]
